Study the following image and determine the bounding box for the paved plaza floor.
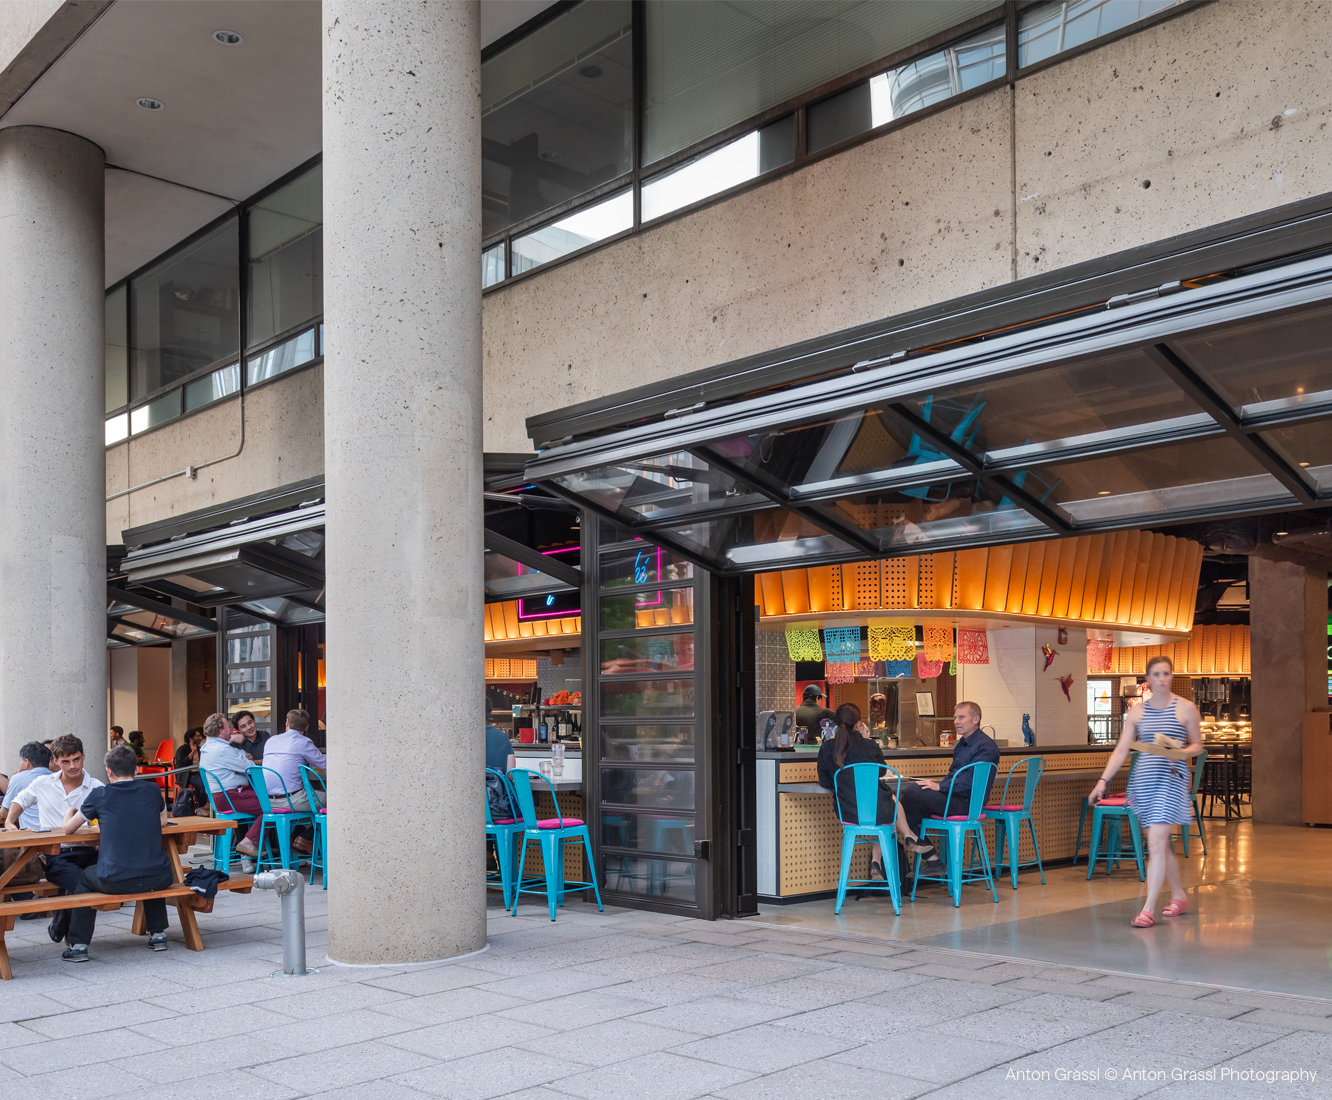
[1,887,1330,1100]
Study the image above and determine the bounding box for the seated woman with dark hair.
[816,702,940,882]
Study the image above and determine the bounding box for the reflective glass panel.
[247,326,319,386]
[1175,300,1332,418]
[653,508,860,569]
[601,633,695,675]
[600,724,695,762]
[130,390,181,435]
[184,363,240,412]
[483,242,506,289]
[482,0,633,237]
[641,116,794,222]
[116,609,210,639]
[131,218,240,396]
[600,767,696,808]
[227,664,272,693]
[105,414,128,446]
[599,543,694,588]
[511,189,633,274]
[601,854,695,901]
[600,587,695,631]
[106,285,128,412]
[556,452,756,524]
[601,678,695,719]
[1019,0,1180,67]
[601,812,695,853]
[227,634,271,663]
[1037,437,1282,521]
[1261,421,1332,491]
[808,23,1006,153]
[226,696,272,723]
[248,165,322,347]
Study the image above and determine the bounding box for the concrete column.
[1249,557,1327,826]
[323,1,485,962]
[0,126,105,770]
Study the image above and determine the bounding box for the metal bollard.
[254,869,316,976]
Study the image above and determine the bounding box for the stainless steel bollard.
[254,869,315,976]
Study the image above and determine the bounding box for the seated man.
[1,742,54,911]
[4,735,103,945]
[897,701,1000,868]
[127,731,149,764]
[197,712,265,860]
[261,709,327,855]
[60,744,175,960]
[172,728,208,810]
[233,710,269,762]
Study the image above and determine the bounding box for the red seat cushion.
[1098,796,1126,806]
[983,804,1026,812]
[927,814,985,822]
[536,818,584,829]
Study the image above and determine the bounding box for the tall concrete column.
[323,1,485,962]
[1249,557,1327,826]
[0,127,106,770]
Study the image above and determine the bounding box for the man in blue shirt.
[898,701,1000,865]
[1,742,53,830]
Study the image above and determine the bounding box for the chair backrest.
[197,767,232,808]
[153,740,175,763]
[997,756,1045,811]
[832,762,902,826]
[512,768,566,827]
[485,766,505,826]
[299,765,326,814]
[1189,748,1208,799]
[944,761,995,823]
[245,766,300,816]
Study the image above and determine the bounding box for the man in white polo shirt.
[4,734,103,945]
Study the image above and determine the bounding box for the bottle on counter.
[538,721,548,743]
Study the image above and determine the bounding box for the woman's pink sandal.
[1130,909,1155,928]
[1162,898,1190,917]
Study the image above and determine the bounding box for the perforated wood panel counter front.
[759,747,1119,900]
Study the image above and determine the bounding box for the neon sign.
[517,546,583,620]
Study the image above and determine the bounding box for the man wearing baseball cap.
[795,684,836,742]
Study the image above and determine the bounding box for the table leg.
[0,846,37,895]
[0,917,11,981]
[165,830,204,952]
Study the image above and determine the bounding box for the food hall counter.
[755,746,1120,902]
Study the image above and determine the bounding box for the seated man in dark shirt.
[897,701,1000,867]
[59,743,175,961]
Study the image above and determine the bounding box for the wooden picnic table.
[0,816,250,979]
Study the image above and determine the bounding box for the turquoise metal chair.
[912,761,998,907]
[1086,752,1145,880]
[485,767,524,908]
[832,762,903,915]
[1073,751,1138,864]
[198,766,256,876]
[508,768,603,921]
[1173,749,1208,857]
[983,757,1046,890]
[298,765,328,889]
[245,766,314,872]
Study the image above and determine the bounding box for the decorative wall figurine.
[1041,642,1058,671]
[1058,673,1075,701]
[1022,713,1034,746]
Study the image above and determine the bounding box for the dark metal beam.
[1144,343,1317,506]
[483,528,583,588]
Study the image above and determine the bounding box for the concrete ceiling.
[1,0,556,287]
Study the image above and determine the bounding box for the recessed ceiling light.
[212,29,243,45]
[136,97,163,111]
[1275,530,1288,536]
[1299,461,1310,467]
[579,65,602,79]
[1097,490,1111,495]
[538,150,561,162]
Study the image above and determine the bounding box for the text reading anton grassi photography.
[1008,1067,1320,1085]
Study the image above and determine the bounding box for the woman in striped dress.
[1089,655,1203,928]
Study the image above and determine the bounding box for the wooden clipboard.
[1131,739,1189,761]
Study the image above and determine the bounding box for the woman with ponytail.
[816,703,927,882]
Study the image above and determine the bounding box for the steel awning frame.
[107,585,217,646]
[122,504,326,580]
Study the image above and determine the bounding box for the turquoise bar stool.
[983,757,1046,890]
[509,769,603,921]
[832,762,904,915]
[1073,751,1138,864]
[485,767,524,909]
[298,765,328,889]
[912,761,998,907]
[1086,753,1144,880]
[198,767,256,876]
[245,766,314,871]
[1173,749,1208,857]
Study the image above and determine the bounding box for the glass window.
[511,189,633,274]
[106,285,128,412]
[556,452,757,524]
[131,218,240,398]
[653,507,861,570]
[641,116,794,222]
[1260,421,1332,491]
[600,587,695,632]
[482,0,633,237]
[227,633,271,663]
[483,242,506,289]
[599,543,694,588]
[644,0,996,164]
[601,766,696,808]
[601,854,695,901]
[105,413,128,447]
[130,390,181,435]
[248,165,322,348]
[600,724,696,762]
[184,363,241,412]
[1019,0,1180,67]
[246,326,318,386]
[808,23,1006,153]
[601,633,695,675]
[601,812,695,853]
[600,678,695,719]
